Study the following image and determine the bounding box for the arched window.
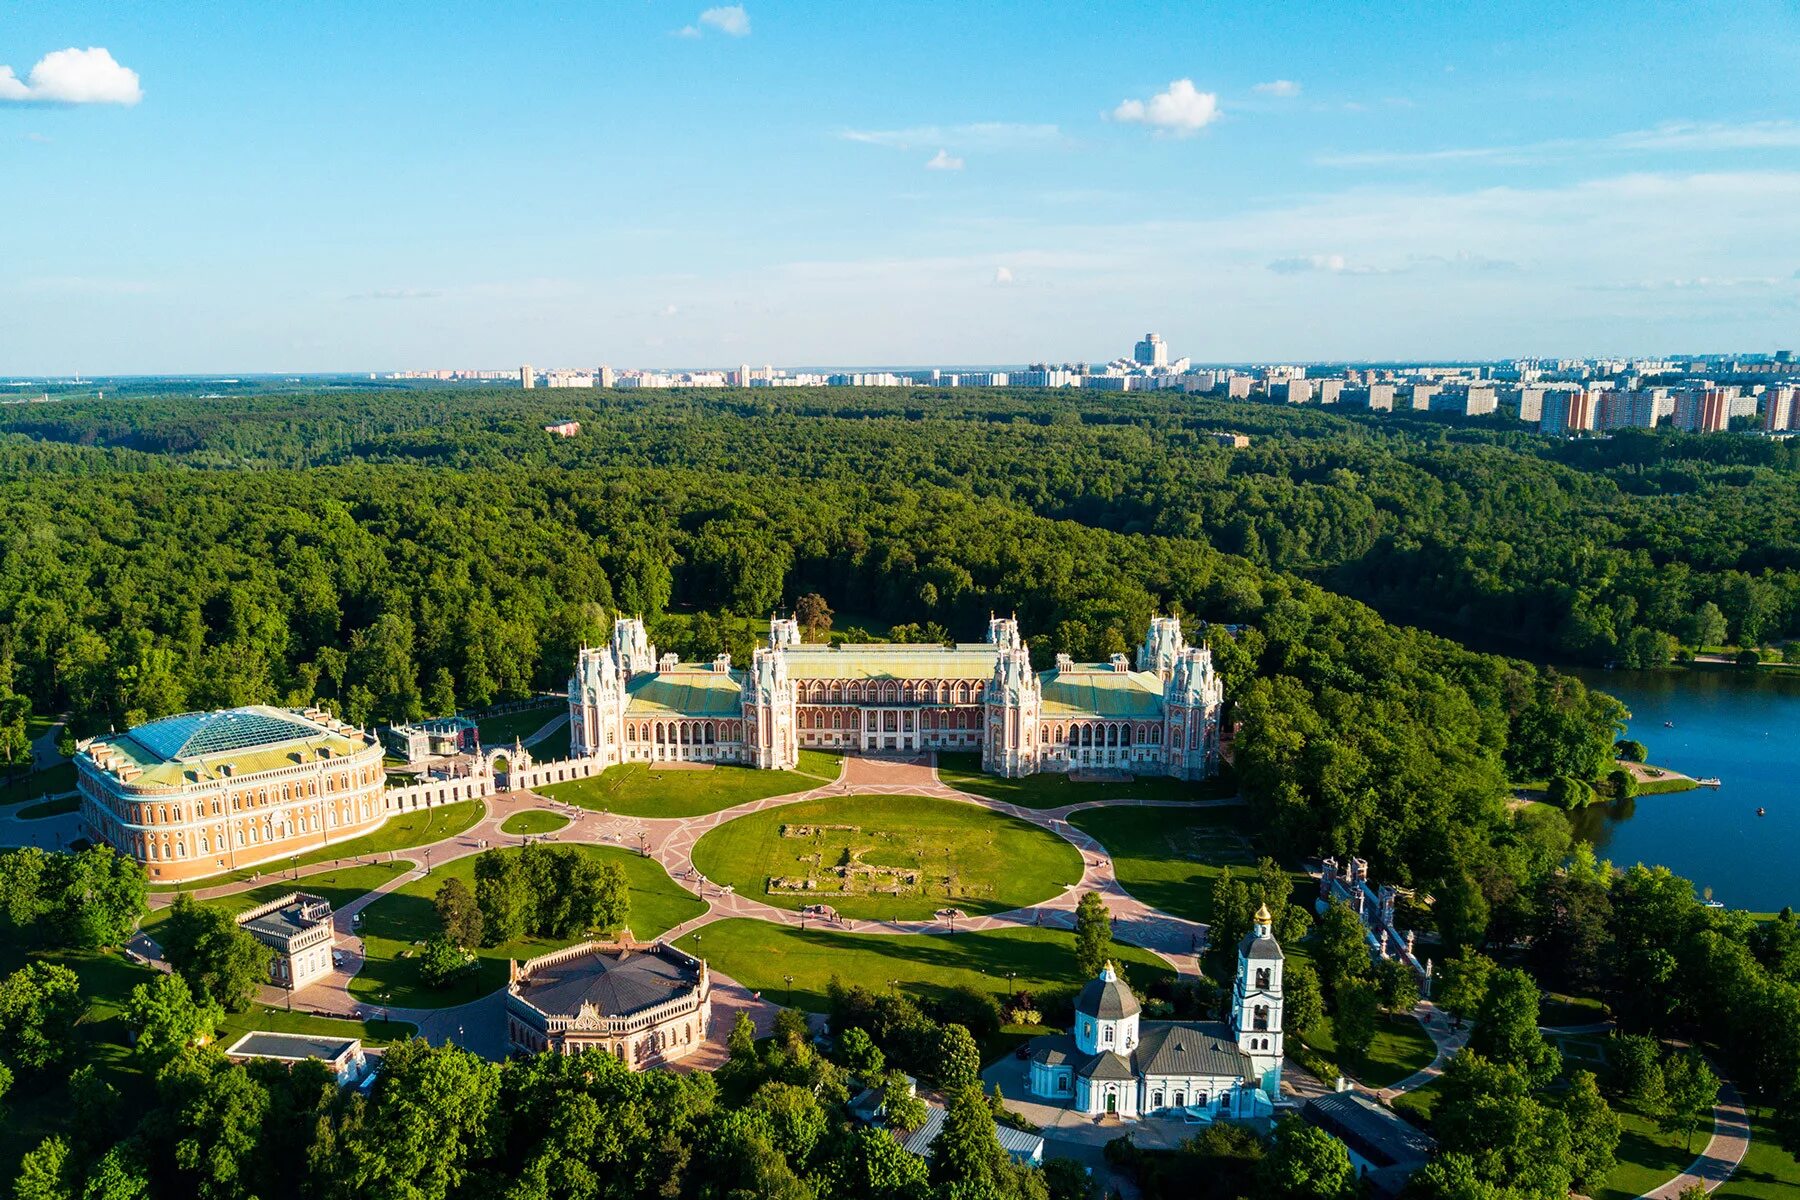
[1255,968,1271,990]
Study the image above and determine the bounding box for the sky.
[3,0,1800,373]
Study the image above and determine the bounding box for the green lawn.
[500,809,572,836]
[476,702,567,747]
[1297,1012,1439,1090]
[672,918,1175,1015]
[216,1005,416,1047]
[531,722,573,760]
[0,761,77,807]
[1596,1103,1702,1200]
[541,750,840,818]
[1067,804,1262,924]
[690,793,1082,921]
[935,752,1234,808]
[150,800,485,891]
[17,793,80,819]
[1540,991,1608,1028]
[0,946,161,1182]
[1715,1106,1800,1198]
[142,862,413,935]
[349,843,706,1008]
[1390,1078,1442,1125]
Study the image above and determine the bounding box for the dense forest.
[0,382,1784,910]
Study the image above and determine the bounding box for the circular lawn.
[690,793,1083,921]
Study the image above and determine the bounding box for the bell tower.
[1231,902,1285,1095]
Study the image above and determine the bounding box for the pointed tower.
[744,645,797,770]
[610,617,658,678]
[983,639,1040,778]
[569,645,625,764]
[769,614,801,648]
[1231,903,1285,1096]
[1164,644,1224,780]
[1137,615,1185,679]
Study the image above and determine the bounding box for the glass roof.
[128,707,325,761]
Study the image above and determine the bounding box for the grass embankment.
[936,752,1233,809]
[500,809,572,836]
[691,793,1081,921]
[476,702,566,747]
[149,800,485,892]
[349,843,705,1008]
[1293,1012,1439,1090]
[17,794,79,819]
[1716,1105,1800,1198]
[541,750,840,818]
[1067,804,1263,925]
[216,1006,416,1047]
[141,862,413,935]
[673,918,1175,1015]
[0,761,77,807]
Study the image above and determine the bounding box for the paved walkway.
[1639,1069,1750,1199]
[1375,1001,1469,1100]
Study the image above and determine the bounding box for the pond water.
[1565,667,1798,913]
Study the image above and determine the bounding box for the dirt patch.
[841,754,937,789]
[650,762,716,772]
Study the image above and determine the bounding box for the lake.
[1569,666,1799,914]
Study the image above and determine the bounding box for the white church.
[1025,904,1285,1121]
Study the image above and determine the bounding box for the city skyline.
[4,1,1800,373]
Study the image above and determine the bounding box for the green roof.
[781,643,1000,681]
[88,706,369,790]
[625,668,746,717]
[1040,668,1165,719]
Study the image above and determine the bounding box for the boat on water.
[1757,807,1767,817]
[1704,899,1726,909]
[1697,777,1722,788]
[1663,720,1675,728]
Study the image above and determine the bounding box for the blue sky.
[3,0,1799,372]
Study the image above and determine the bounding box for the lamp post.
[784,974,794,1007]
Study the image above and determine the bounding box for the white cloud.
[674,25,702,39]
[925,149,964,171]
[698,6,751,36]
[1110,79,1220,135]
[1268,253,1349,274]
[841,122,1063,152]
[1321,119,1800,168]
[23,132,51,144]
[1253,79,1302,98]
[993,266,1014,285]
[0,47,142,105]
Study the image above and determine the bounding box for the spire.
[1254,901,1272,926]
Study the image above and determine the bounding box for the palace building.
[569,613,1224,780]
[1022,905,1285,1121]
[505,940,712,1066]
[76,706,388,883]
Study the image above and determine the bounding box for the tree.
[126,972,223,1068]
[565,855,629,936]
[795,593,834,641]
[0,962,84,1075]
[1563,1069,1621,1194]
[1210,867,1253,968]
[1375,957,1421,1017]
[158,894,271,1012]
[1258,1116,1356,1199]
[1282,960,1325,1038]
[1471,967,1559,1087]
[12,1135,73,1200]
[425,666,457,717]
[1314,900,1369,994]
[1688,601,1728,649]
[1332,980,1379,1075]
[1073,891,1111,983]
[473,850,529,945]
[937,1023,983,1092]
[48,845,147,950]
[418,935,477,989]
[1610,1033,1665,1107]
[1431,1051,1574,1200]
[838,1025,886,1080]
[77,1145,152,1200]
[1659,1049,1719,1153]
[324,1039,500,1200]
[1438,946,1495,1025]
[1615,738,1647,763]
[432,876,484,949]
[1042,1157,1098,1200]
[882,1069,928,1134]
[816,1124,930,1200]
[929,1084,1008,1200]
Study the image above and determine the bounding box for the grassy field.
[1596,1103,1702,1200]
[17,793,79,819]
[141,862,413,935]
[500,809,572,835]
[476,702,566,747]
[936,752,1234,808]
[216,1005,416,1046]
[1067,804,1262,924]
[541,750,840,818]
[1297,1012,1439,1090]
[1716,1106,1800,1198]
[1540,991,1608,1027]
[150,800,485,891]
[690,793,1082,921]
[672,918,1175,1014]
[531,722,573,760]
[349,843,705,1008]
[0,946,161,1181]
[0,760,76,807]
